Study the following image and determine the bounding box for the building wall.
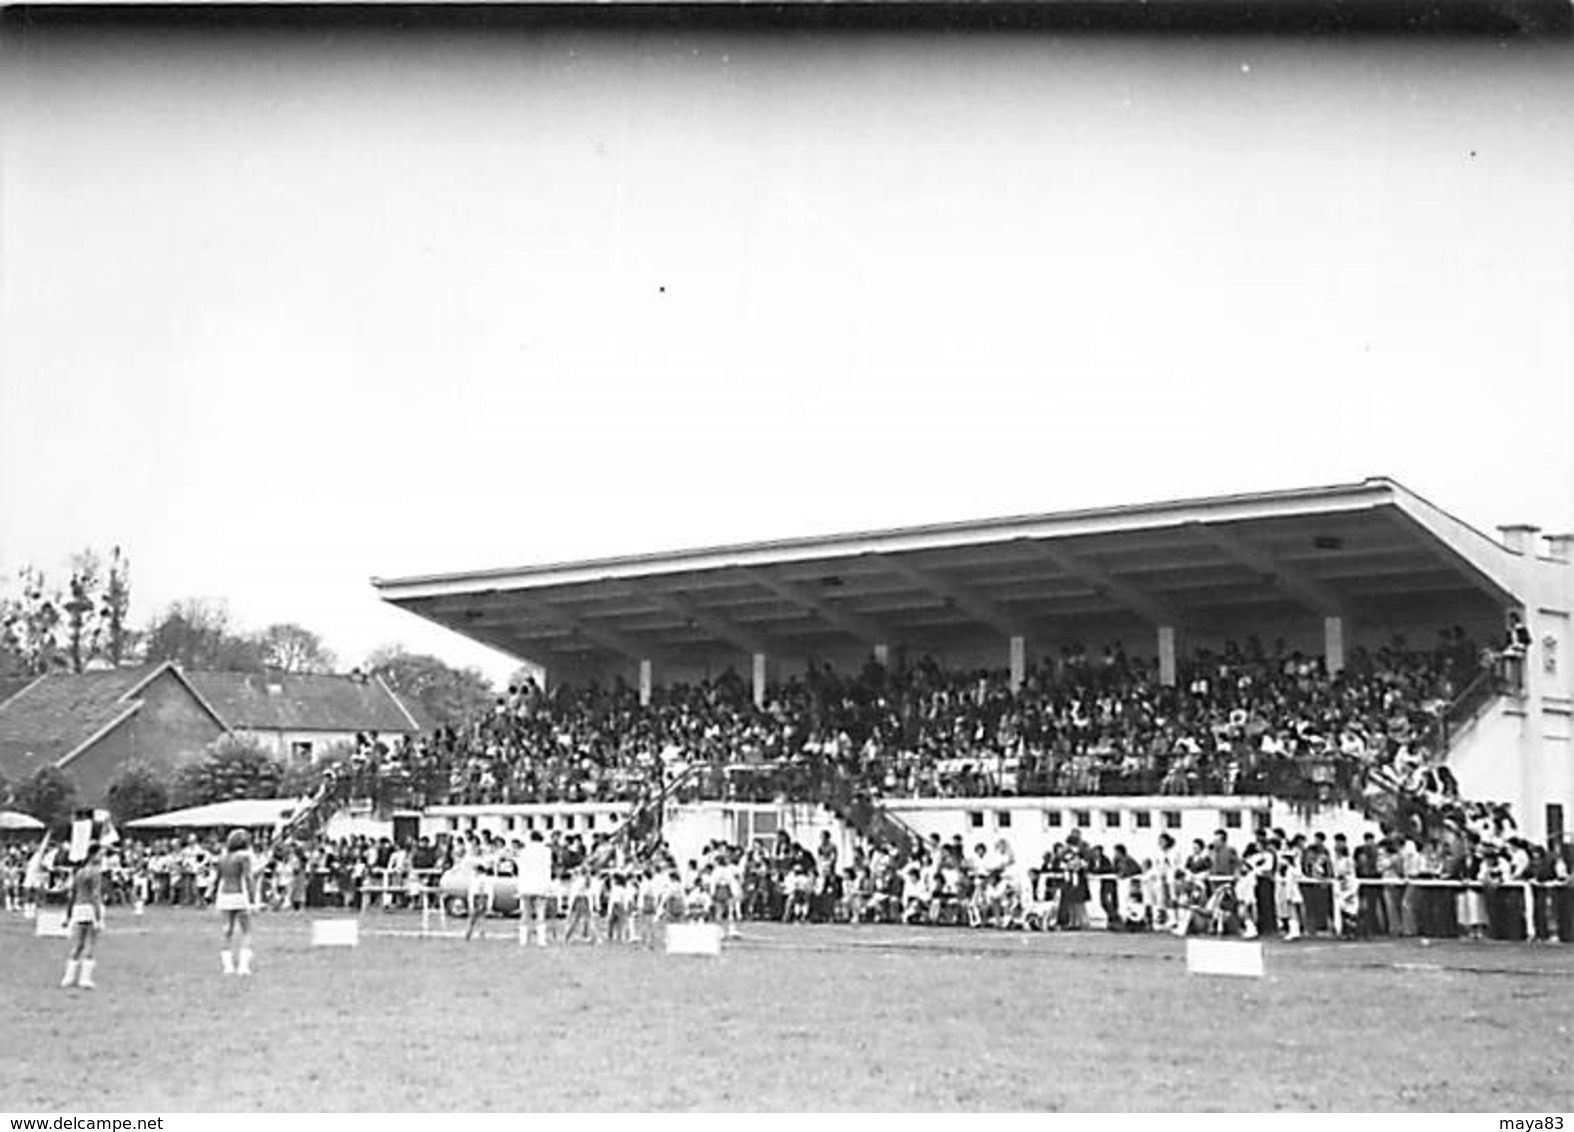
[418,801,632,843]
[232,728,402,764]
[59,670,226,802]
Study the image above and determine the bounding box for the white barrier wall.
[882,796,1375,867]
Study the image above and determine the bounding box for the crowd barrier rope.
[1021,871,1572,942]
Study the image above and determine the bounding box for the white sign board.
[311,919,360,948]
[1186,938,1264,978]
[665,922,722,957]
[35,914,70,938]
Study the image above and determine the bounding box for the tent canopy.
[0,809,45,831]
[126,798,299,831]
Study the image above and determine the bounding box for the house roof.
[0,666,422,787]
[183,671,421,734]
[0,665,168,782]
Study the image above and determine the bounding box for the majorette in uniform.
[214,828,258,976]
[61,843,106,990]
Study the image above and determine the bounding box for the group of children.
[458,835,746,947]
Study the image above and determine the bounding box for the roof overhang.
[372,477,1520,669]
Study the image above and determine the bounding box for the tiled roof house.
[0,665,423,802]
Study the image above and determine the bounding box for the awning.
[126,798,300,831]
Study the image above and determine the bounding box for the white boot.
[221,950,235,975]
[61,960,79,988]
[237,948,253,977]
[535,923,547,948]
[77,960,96,989]
[25,902,37,921]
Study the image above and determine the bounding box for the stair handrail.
[586,760,705,869]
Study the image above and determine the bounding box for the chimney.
[1498,524,1540,554]
[1545,532,1574,561]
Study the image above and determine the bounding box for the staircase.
[276,778,341,843]
[1359,663,1512,835]
[811,757,925,861]
[586,762,704,869]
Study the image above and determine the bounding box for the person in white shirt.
[515,832,554,948]
[605,872,633,944]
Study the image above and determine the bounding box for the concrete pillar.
[1009,635,1026,692]
[638,659,652,707]
[752,652,767,709]
[1323,615,1345,676]
[1157,625,1177,688]
[873,642,890,667]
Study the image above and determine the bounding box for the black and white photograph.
[1,0,1572,1117]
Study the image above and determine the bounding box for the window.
[1163,811,1182,830]
[1104,811,1121,829]
[996,811,1012,829]
[291,741,314,763]
[542,816,554,831]
[1133,811,1152,829]
[505,817,517,833]
[564,815,575,831]
[1074,810,1091,828]
[1253,810,1271,830]
[968,811,985,829]
[1044,811,1062,829]
[522,816,534,831]
[1223,810,1242,829]
[585,814,596,830]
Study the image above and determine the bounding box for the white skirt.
[216,891,251,912]
[69,903,100,925]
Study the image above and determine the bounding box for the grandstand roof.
[372,477,1520,668]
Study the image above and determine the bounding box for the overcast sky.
[2,20,1570,685]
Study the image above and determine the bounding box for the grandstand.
[370,477,1572,862]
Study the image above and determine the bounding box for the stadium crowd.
[7,803,1569,945]
[319,630,1482,817]
[8,624,1564,944]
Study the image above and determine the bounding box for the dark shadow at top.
[2,2,1571,38]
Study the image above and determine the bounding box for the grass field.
[2,907,1571,1112]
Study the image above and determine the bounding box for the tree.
[278,740,354,799]
[144,599,265,672]
[14,766,77,830]
[1,566,63,677]
[105,762,170,824]
[0,548,137,676]
[63,550,104,675]
[172,735,284,807]
[100,547,135,667]
[258,623,337,674]
[367,646,494,729]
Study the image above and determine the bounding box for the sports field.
[2,908,1570,1112]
